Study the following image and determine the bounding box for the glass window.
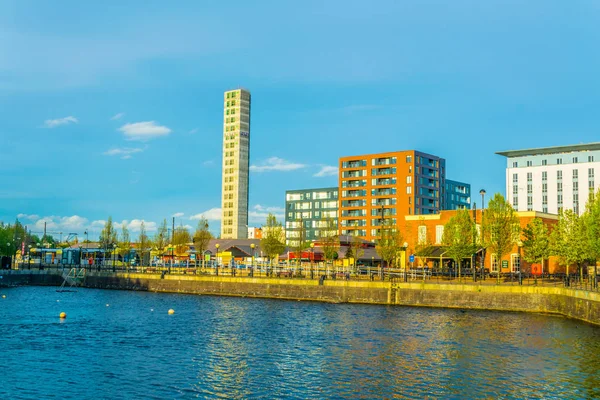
[435,225,444,244]
[511,254,520,272]
[407,186,412,194]
[491,254,499,272]
[418,226,427,244]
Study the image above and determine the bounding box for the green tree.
[153,219,169,256]
[193,218,212,270]
[118,225,131,265]
[291,217,310,269]
[482,193,519,284]
[584,189,600,280]
[318,217,339,265]
[260,213,286,269]
[376,218,404,270]
[414,218,435,269]
[550,209,589,280]
[442,209,478,280]
[173,225,192,257]
[349,233,365,274]
[522,218,550,275]
[99,216,118,257]
[137,222,150,266]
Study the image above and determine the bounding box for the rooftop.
[496,142,600,158]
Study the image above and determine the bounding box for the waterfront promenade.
[3,266,600,326]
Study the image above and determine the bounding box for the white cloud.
[44,116,78,128]
[91,220,106,228]
[188,128,199,134]
[119,121,172,141]
[314,165,339,177]
[103,147,144,159]
[110,112,125,120]
[182,224,193,231]
[190,208,222,221]
[125,219,157,232]
[253,204,284,213]
[172,212,184,218]
[202,160,215,167]
[17,213,40,221]
[249,157,306,173]
[249,204,285,223]
[31,215,89,232]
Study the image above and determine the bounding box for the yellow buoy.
[2,295,6,299]
[59,312,67,319]
[168,309,175,315]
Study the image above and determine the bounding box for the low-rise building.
[285,187,338,246]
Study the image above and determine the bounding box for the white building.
[497,143,600,215]
[221,88,251,239]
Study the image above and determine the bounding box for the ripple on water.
[1,287,600,399]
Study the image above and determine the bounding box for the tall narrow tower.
[221,88,251,239]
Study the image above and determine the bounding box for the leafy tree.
[173,225,191,257]
[414,218,435,269]
[137,221,150,266]
[99,216,118,255]
[442,209,478,280]
[482,193,519,284]
[584,189,600,280]
[376,217,404,270]
[291,217,310,268]
[349,233,365,274]
[118,225,131,264]
[153,219,169,255]
[41,234,56,247]
[318,217,340,265]
[522,218,550,274]
[193,218,212,270]
[260,213,286,268]
[550,209,589,279]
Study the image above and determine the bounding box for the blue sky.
[1,0,600,239]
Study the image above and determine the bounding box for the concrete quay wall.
[3,270,600,326]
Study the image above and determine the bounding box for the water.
[1,287,600,399]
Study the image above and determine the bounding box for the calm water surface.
[1,286,600,399]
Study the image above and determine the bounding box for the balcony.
[371,188,396,196]
[342,160,367,168]
[372,157,396,166]
[342,170,365,179]
[342,200,366,207]
[342,210,366,217]
[372,168,396,176]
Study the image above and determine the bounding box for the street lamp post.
[84,230,88,266]
[403,242,409,282]
[250,243,255,277]
[112,243,117,272]
[479,189,487,281]
[215,243,220,276]
[310,242,315,279]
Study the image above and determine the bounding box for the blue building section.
[444,179,471,210]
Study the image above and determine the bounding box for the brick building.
[400,210,562,274]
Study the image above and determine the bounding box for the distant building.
[247,227,262,239]
[497,143,600,215]
[444,179,471,210]
[338,150,448,242]
[221,88,251,239]
[285,187,338,246]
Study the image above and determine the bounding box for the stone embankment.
[2,270,600,326]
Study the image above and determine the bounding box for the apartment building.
[497,143,600,215]
[285,187,338,246]
[221,88,251,239]
[444,179,471,210]
[338,151,447,242]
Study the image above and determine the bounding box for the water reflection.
[1,287,600,399]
